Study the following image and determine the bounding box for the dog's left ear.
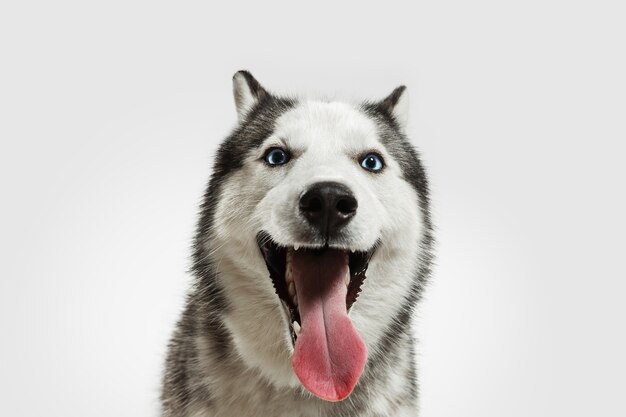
[378,86,409,131]
[232,70,269,123]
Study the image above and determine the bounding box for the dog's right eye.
[264,148,290,166]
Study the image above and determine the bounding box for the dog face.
[202,72,430,401]
[256,100,398,250]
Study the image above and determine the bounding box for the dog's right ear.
[232,70,269,123]
[378,85,409,132]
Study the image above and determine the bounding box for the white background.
[1,1,625,416]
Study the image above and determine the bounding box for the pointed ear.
[232,70,269,123]
[379,86,409,131]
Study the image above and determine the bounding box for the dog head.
[196,71,431,402]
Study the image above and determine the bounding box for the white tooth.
[293,295,298,306]
[293,321,301,336]
[288,282,295,298]
[294,244,300,251]
[345,272,350,286]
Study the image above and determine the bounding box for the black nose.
[299,181,358,237]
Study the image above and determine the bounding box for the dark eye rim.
[358,151,385,173]
[263,147,291,167]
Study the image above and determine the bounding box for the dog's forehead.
[272,100,380,151]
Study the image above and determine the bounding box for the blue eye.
[264,148,290,166]
[360,153,384,172]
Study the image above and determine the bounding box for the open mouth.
[257,232,375,402]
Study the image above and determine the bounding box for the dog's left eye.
[264,148,290,166]
[360,153,384,172]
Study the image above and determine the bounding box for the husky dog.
[161,71,433,417]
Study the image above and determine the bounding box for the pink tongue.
[291,249,367,402]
